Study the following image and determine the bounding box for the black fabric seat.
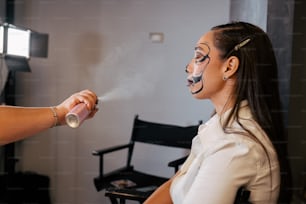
[94,167,167,194]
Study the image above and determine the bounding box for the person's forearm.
[0,106,62,145]
[144,179,173,204]
[0,89,98,145]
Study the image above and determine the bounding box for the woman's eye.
[195,54,209,63]
[194,52,202,59]
[194,52,205,61]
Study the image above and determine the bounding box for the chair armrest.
[92,142,134,182]
[92,143,133,156]
[168,155,188,173]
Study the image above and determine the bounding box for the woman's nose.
[185,60,194,74]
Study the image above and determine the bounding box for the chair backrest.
[131,115,201,149]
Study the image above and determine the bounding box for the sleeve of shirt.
[182,139,258,204]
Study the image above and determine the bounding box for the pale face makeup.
[186,43,210,95]
[186,31,227,101]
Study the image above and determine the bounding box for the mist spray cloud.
[94,42,162,102]
[98,69,155,102]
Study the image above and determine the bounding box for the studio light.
[7,24,31,58]
[0,23,48,72]
[0,25,4,55]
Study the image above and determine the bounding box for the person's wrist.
[50,106,59,127]
[54,105,68,126]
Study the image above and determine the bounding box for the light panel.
[7,26,31,58]
[0,25,3,54]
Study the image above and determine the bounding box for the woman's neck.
[211,94,236,116]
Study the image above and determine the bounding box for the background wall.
[288,0,306,202]
[230,0,268,30]
[0,1,4,22]
[10,1,230,203]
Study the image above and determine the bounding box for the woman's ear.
[223,56,239,79]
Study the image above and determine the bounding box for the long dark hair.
[211,21,291,203]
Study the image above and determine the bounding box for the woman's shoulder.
[196,107,278,166]
[196,126,277,169]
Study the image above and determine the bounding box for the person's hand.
[55,89,98,125]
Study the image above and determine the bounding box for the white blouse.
[170,102,280,204]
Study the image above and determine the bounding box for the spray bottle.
[65,103,91,128]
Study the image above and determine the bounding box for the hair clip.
[234,38,251,51]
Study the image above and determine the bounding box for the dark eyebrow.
[194,46,203,51]
[194,42,210,52]
[199,42,209,46]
